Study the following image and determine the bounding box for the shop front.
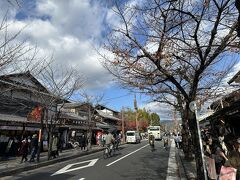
[0,116,41,157]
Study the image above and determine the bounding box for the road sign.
[51,158,99,176]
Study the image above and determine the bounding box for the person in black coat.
[79,135,86,151]
[20,138,29,163]
[29,134,38,162]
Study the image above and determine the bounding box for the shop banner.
[43,140,48,151]
[219,166,237,180]
[205,156,217,179]
[25,127,40,131]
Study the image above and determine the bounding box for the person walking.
[174,134,180,149]
[102,133,106,147]
[79,134,86,151]
[20,138,29,163]
[163,134,168,150]
[29,134,38,162]
[178,134,182,149]
[51,135,58,159]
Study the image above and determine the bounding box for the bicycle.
[163,139,168,150]
[103,144,114,159]
[149,140,155,152]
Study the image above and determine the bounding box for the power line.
[103,93,132,102]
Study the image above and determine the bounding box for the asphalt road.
[2,140,171,180]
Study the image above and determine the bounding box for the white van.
[126,131,141,144]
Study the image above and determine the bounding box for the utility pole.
[87,103,92,151]
[134,95,139,132]
[121,108,125,143]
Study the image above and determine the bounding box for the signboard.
[43,140,48,151]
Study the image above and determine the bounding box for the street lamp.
[189,101,208,180]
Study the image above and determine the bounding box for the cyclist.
[149,133,155,150]
[105,131,115,154]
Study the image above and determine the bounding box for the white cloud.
[1,0,115,91]
[140,101,175,121]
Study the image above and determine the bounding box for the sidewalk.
[175,145,197,179]
[0,145,104,177]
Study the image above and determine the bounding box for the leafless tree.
[35,64,85,160]
[0,11,49,76]
[102,0,239,178]
[78,91,104,151]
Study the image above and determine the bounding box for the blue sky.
[1,0,239,121]
[0,0,162,118]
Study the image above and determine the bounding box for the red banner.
[27,106,42,122]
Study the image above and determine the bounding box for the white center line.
[106,144,149,167]
[79,178,85,180]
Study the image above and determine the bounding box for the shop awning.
[0,113,27,123]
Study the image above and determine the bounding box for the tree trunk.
[37,107,45,162]
[181,121,193,160]
[178,107,193,159]
[86,130,92,151]
[48,131,53,160]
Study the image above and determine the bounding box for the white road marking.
[106,144,149,167]
[79,178,85,180]
[51,158,98,176]
[166,140,178,180]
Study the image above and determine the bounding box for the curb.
[0,148,104,177]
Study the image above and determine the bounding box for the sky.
[0,0,239,121]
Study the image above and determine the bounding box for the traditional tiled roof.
[96,110,120,121]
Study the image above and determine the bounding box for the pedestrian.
[212,138,228,175]
[163,134,168,150]
[102,133,106,147]
[178,134,182,149]
[224,138,240,179]
[58,137,63,153]
[20,138,29,163]
[51,135,58,159]
[98,134,102,147]
[174,134,179,149]
[29,134,38,162]
[79,135,86,151]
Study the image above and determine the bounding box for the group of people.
[18,134,62,163]
[148,133,169,151]
[18,134,39,163]
[173,133,182,149]
[202,129,240,178]
[97,132,121,149]
[78,134,87,151]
